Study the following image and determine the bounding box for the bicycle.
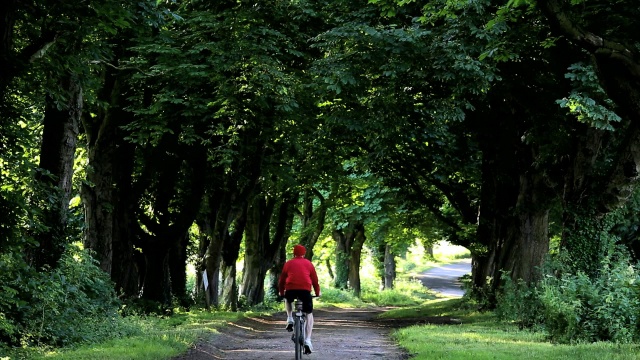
[291,298,309,359]
[285,295,317,359]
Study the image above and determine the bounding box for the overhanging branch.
[537,0,640,77]
[20,30,58,64]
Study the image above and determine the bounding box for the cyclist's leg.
[306,312,314,339]
[284,292,295,331]
[300,291,314,352]
[284,298,293,320]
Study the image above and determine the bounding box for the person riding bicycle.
[278,244,321,354]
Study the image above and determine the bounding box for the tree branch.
[20,30,58,64]
[537,0,640,77]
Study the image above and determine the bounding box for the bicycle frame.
[292,299,306,360]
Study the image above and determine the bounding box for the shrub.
[0,251,38,346]
[495,274,545,329]
[0,244,123,347]
[496,246,640,344]
[538,248,640,343]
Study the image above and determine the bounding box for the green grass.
[386,299,640,360]
[37,337,189,360]
[6,310,243,360]
[431,241,471,262]
[314,286,369,308]
[361,278,438,306]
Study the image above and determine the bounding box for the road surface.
[413,258,472,297]
[173,258,472,359]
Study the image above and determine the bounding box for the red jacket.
[278,256,320,295]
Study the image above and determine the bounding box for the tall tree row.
[3,1,640,349]
[315,0,640,305]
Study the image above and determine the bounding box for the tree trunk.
[109,90,138,297]
[332,229,349,290]
[297,188,327,260]
[473,215,549,306]
[426,246,434,258]
[241,197,274,305]
[325,257,334,279]
[470,249,492,295]
[268,195,294,298]
[348,223,366,298]
[195,218,211,303]
[332,221,366,296]
[169,231,190,306]
[204,220,223,308]
[375,241,386,288]
[383,244,396,290]
[268,237,287,298]
[134,247,146,297]
[140,239,171,305]
[221,265,237,311]
[203,190,233,308]
[559,125,640,275]
[558,126,605,269]
[80,43,143,297]
[135,150,206,305]
[206,152,260,309]
[82,150,115,274]
[471,96,552,306]
[472,112,519,296]
[538,0,640,271]
[111,196,139,297]
[241,194,293,306]
[501,174,550,286]
[473,167,550,306]
[32,75,81,269]
[220,203,247,311]
[81,68,124,274]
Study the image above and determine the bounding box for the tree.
[78,2,169,298]
[0,0,135,271]
[31,75,81,270]
[312,1,488,295]
[532,0,640,273]
[314,0,599,304]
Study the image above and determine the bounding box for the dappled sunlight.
[319,307,384,314]
[397,324,550,348]
[221,317,284,334]
[316,318,377,329]
[223,349,290,356]
[182,348,226,360]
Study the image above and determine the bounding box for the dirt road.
[413,259,471,297]
[173,260,470,360]
[173,306,416,360]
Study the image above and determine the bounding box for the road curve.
[413,258,472,298]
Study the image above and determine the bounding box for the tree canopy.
[2,0,640,348]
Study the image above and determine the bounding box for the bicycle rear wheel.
[293,316,304,360]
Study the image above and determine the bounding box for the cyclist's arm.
[310,264,320,297]
[278,262,289,296]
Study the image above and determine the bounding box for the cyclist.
[278,244,321,354]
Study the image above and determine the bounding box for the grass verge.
[386,299,640,360]
[5,310,243,360]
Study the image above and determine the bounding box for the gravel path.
[173,259,471,360]
[172,306,411,360]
